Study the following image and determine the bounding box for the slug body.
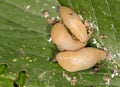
[59,6,88,42]
[56,47,106,72]
[51,23,86,51]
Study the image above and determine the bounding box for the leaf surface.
[0,0,120,87]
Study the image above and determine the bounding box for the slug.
[55,47,106,72]
[51,23,86,51]
[59,6,88,42]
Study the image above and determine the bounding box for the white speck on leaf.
[49,76,53,79]
[62,71,71,81]
[26,57,30,60]
[113,54,117,58]
[78,14,84,21]
[111,69,118,78]
[41,10,49,18]
[96,43,101,48]
[66,76,72,81]
[92,38,101,48]
[56,16,61,20]
[25,5,31,10]
[62,71,77,85]
[12,58,17,62]
[111,74,114,78]
[47,37,52,42]
[10,52,13,55]
[71,77,77,86]
[52,6,56,9]
[52,72,55,75]
[92,38,97,44]
[53,69,56,71]
[110,24,115,30]
[29,59,32,62]
[103,75,111,85]
[39,71,46,79]
[47,17,56,24]
[26,63,29,66]
[43,47,46,50]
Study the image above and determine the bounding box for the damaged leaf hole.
[14,71,27,87]
[14,82,19,87]
[0,64,26,87]
[83,86,95,87]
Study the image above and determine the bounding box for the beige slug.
[51,23,86,51]
[56,47,106,72]
[59,6,88,42]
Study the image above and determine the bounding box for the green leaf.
[0,64,7,75]
[15,71,26,87]
[0,77,14,87]
[0,0,120,87]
